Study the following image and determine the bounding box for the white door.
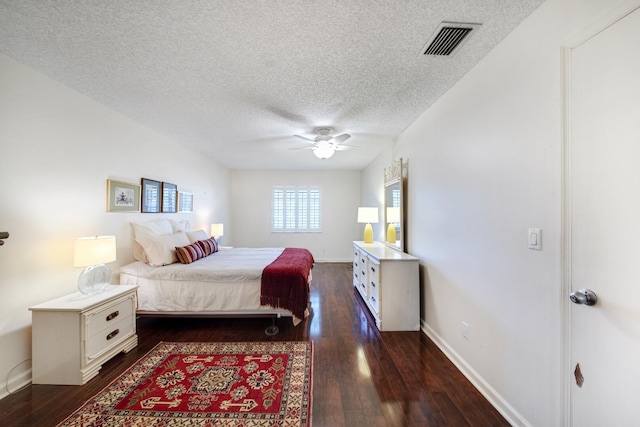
[569,6,640,426]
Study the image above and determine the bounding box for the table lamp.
[386,207,400,244]
[357,207,378,244]
[73,236,116,294]
[211,223,224,243]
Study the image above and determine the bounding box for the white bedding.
[119,247,308,322]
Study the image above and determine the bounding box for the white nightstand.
[29,284,138,385]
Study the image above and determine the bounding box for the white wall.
[0,53,230,398]
[230,170,360,261]
[362,0,634,425]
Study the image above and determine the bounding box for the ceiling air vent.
[421,22,481,56]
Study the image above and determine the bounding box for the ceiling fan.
[292,128,353,159]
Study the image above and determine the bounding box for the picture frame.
[141,178,161,213]
[178,191,194,213]
[162,182,177,213]
[106,179,140,212]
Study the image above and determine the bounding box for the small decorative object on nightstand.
[29,285,138,385]
[73,235,116,294]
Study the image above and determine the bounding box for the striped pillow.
[175,243,205,264]
[197,238,218,256]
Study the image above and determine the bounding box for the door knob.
[570,289,598,306]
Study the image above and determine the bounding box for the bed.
[119,219,314,334]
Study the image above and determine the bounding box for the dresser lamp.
[357,207,379,244]
[73,236,116,294]
[386,207,400,244]
[211,223,224,242]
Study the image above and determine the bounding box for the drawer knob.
[106,329,120,340]
[371,282,375,287]
[371,296,376,303]
[106,311,119,321]
[371,266,376,272]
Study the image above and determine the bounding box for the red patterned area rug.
[57,341,312,426]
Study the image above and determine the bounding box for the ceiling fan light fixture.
[313,145,335,159]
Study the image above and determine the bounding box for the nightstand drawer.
[86,314,135,360]
[85,296,135,338]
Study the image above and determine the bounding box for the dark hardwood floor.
[0,262,508,426]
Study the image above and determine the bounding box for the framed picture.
[178,191,194,213]
[141,178,161,213]
[162,182,177,213]
[106,179,140,212]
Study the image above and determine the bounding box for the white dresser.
[29,284,138,385]
[352,241,420,331]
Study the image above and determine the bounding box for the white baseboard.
[0,368,31,401]
[421,321,531,427]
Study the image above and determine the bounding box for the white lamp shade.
[73,236,116,267]
[386,207,401,223]
[357,207,379,224]
[211,223,224,238]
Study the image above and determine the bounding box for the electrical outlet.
[462,322,470,340]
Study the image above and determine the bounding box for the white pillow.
[170,219,191,232]
[135,231,190,267]
[131,219,177,262]
[186,229,209,244]
[132,219,174,237]
[133,240,150,263]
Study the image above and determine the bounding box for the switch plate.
[528,228,542,250]
[462,322,470,340]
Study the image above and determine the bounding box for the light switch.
[528,228,542,250]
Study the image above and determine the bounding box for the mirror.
[384,158,404,252]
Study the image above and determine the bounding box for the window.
[272,186,321,232]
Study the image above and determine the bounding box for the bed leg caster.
[265,317,279,336]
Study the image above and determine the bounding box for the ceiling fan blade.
[335,143,361,150]
[293,135,316,144]
[332,133,351,144]
[289,146,314,150]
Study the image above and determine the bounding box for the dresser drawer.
[84,295,135,338]
[369,293,380,314]
[368,258,380,302]
[86,314,135,360]
[357,278,367,298]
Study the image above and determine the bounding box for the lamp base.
[363,223,374,243]
[386,223,397,244]
[77,264,112,295]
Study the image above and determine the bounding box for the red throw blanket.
[260,248,314,320]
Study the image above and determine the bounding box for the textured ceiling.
[0,1,544,170]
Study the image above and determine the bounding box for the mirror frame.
[384,158,405,252]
